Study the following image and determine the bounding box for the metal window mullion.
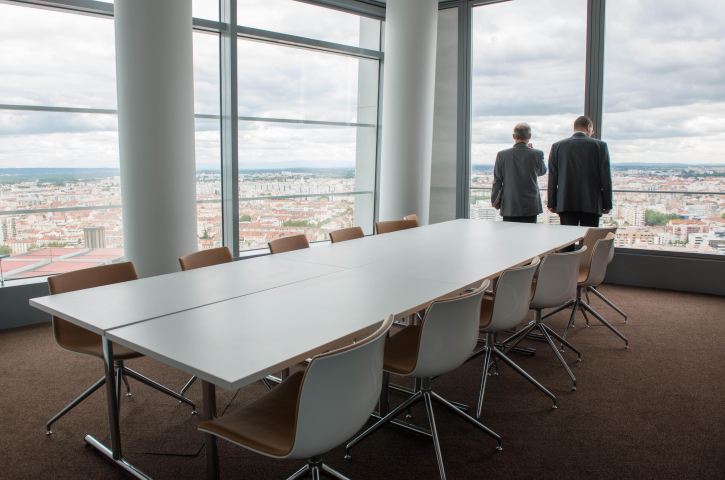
[585,0,606,139]
[457,2,473,219]
[372,21,385,224]
[220,0,239,257]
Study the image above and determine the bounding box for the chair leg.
[491,349,557,409]
[430,391,502,449]
[286,464,310,480]
[311,465,321,480]
[589,286,628,323]
[180,375,196,397]
[500,321,536,356]
[584,287,591,306]
[476,344,493,418]
[581,301,629,348]
[115,364,123,411]
[563,297,580,342]
[423,391,446,480]
[345,391,423,457]
[122,367,197,414]
[46,375,106,434]
[579,302,590,327]
[121,370,131,396]
[321,464,351,480]
[539,324,578,391]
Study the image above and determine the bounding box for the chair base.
[588,286,628,323]
[47,360,196,435]
[470,333,557,417]
[501,310,581,391]
[564,287,629,349]
[288,456,351,480]
[345,378,501,480]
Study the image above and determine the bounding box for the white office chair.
[345,281,502,480]
[469,257,557,417]
[198,315,394,480]
[563,234,628,348]
[501,248,586,391]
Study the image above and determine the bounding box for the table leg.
[202,380,220,480]
[82,336,152,480]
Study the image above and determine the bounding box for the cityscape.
[1,165,724,282]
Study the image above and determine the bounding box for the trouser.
[558,211,601,251]
[503,216,537,223]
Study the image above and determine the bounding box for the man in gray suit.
[491,123,547,223]
[547,116,612,228]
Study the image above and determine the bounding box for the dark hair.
[574,116,593,130]
[513,123,531,140]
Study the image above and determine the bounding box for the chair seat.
[58,323,142,360]
[578,268,589,284]
[383,325,421,375]
[479,297,494,330]
[198,370,304,457]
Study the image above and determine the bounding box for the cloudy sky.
[0,0,723,170]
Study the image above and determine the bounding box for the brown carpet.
[1,284,723,479]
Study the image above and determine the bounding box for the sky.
[0,0,723,170]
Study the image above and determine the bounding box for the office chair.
[198,315,393,480]
[329,227,364,244]
[403,214,420,226]
[46,262,195,435]
[374,219,418,235]
[469,257,557,417]
[502,248,586,390]
[345,281,502,480]
[269,235,310,254]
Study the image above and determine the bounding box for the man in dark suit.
[491,123,547,223]
[547,116,612,228]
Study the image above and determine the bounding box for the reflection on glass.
[0,4,116,109]
[238,0,380,49]
[600,0,725,253]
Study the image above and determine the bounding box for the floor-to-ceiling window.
[236,2,382,251]
[602,0,725,253]
[468,0,587,224]
[470,0,587,223]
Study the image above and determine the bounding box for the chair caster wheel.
[344,454,352,460]
[191,410,198,415]
[496,445,503,451]
[572,386,577,391]
[46,430,52,435]
[126,393,132,397]
[551,404,557,409]
[576,357,582,362]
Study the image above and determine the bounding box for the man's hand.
[493,205,500,210]
[603,209,611,214]
[527,143,533,148]
[548,207,557,214]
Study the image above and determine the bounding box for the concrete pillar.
[114,0,198,278]
[378,0,438,225]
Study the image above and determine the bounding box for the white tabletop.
[30,256,343,335]
[107,268,467,391]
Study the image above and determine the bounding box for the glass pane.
[195,118,222,252]
[239,0,380,49]
[469,0,587,222]
[238,39,377,124]
[602,0,725,253]
[0,4,117,109]
[194,32,221,116]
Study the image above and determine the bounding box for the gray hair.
[513,123,532,140]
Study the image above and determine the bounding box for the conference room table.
[30,219,588,480]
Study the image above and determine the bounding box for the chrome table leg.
[202,380,220,480]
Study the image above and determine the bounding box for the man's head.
[573,116,594,137]
[513,123,531,143]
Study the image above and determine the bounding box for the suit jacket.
[491,143,547,217]
[547,132,613,215]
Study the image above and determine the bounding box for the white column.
[378,0,438,225]
[114,0,198,278]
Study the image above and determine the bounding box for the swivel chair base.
[345,378,501,480]
[287,456,351,480]
[47,359,196,435]
[561,287,629,349]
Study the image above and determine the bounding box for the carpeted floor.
[1,284,724,480]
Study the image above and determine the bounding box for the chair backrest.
[580,227,617,271]
[483,257,541,332]
[47,262,138,349]
[408,281,489,379]
[530,248,586,309]
[581,233,614,288]
[329,227,364,244]
[268,235,310,254]
[179,246,233,271]
[403,214,420,227]
[606,227,618,264]
[375,219,418,235]
[288,314,394,459]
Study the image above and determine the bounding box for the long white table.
[29,220,589,480]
